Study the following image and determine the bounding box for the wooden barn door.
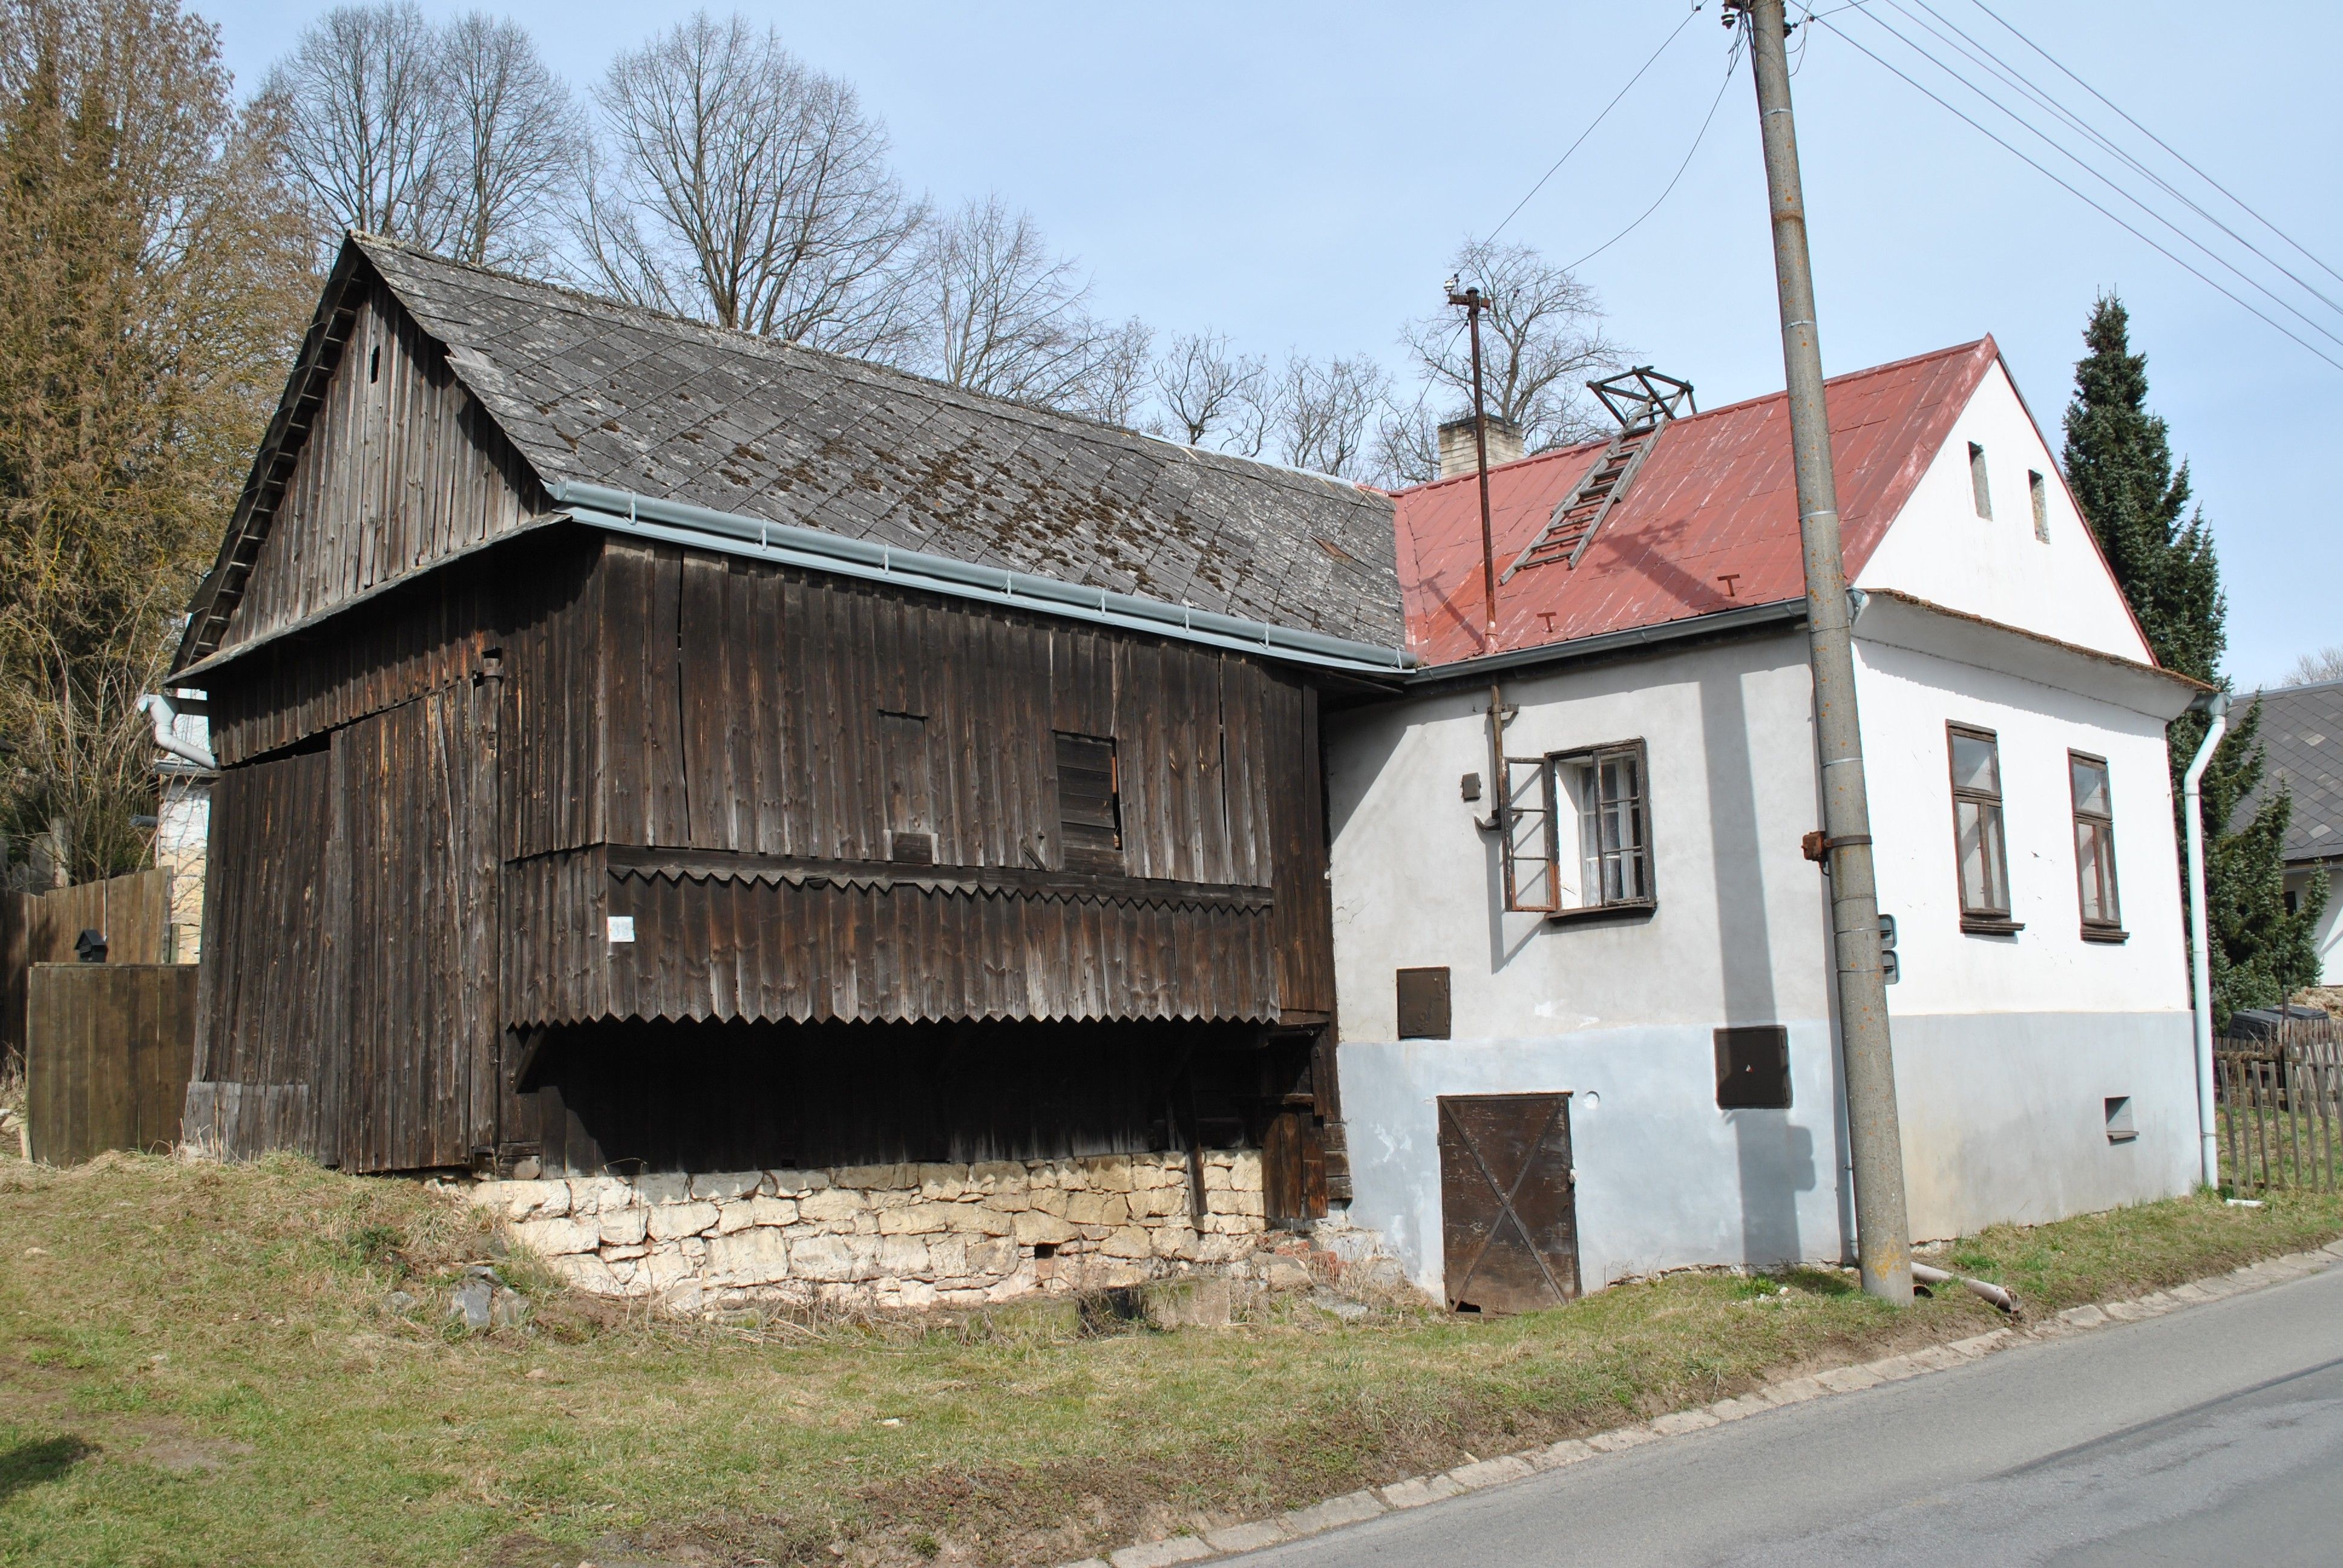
[338,682,500,1171]
[1438,1094,1580,1313]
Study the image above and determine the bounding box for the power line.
[1809,15,2343,374]
[1965,0,2343,295]
[1565,37,1743,273]
[1485,5,1704,245]
[1857,0,2343,351]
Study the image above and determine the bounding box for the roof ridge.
[353,232,1377,506]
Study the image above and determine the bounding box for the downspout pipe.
[2183,689,2228,1192]
[137,693,217,771]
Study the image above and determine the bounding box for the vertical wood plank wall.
[27,964,199,1164]
[2,872,173,1067]
[215,278,543,656]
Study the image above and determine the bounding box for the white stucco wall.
[1327,620,2200,1299]
[1327,633,1852,1296]
[1849,635,2198,1236]
[1855,359,2151,663]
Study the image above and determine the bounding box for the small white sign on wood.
[606,915,635,944]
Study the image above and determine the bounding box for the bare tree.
[580,12,921,351]
[436,13,583,269]
[1066,316,1153,428]
[1372,405,1441,489]
[266,1,452,247]
[2287,645,2343,685]
[1272,353,1390,479]
[1400,237,1621,451]
[905,194,1106,405]
[1150,330,1267,449]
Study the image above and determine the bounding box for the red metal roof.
[1391,338,2001,667]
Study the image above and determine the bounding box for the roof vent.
[1502,367,1695,581]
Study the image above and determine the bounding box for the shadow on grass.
[0,1436,93,1504]
[1778,1267,1857,1298]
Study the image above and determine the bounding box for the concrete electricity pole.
[1731,0,1912,1304]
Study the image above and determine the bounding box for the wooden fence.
[2,870,172,1068]
[2215,1018,2343,1197]
[24,963,198,1164]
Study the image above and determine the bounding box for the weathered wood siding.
[215,275,542,656]
[26,964,198,1164]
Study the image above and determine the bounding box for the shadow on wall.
[1701,661,1815,1266]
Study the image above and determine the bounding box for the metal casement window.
[1948,724,2020,933]
[1500,741,1654,916]
[2069,751,2125,940]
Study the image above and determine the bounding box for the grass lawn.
[2,1149,2338,1568]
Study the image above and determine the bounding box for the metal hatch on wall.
[1502,368,1695,581]
[1438,1092,1582,1313]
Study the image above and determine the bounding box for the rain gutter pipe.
[2184,690,2229,1191]
[547,481,1418,679]
[136,692,216,771]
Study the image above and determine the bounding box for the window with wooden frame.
[2069,751,2125,940]
[2029,469,2051,542]
[1501,742,1654,916]
[1054,731,1122,874]
[1948,724,2020,933]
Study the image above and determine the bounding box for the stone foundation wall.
[473,1150,1275,1313]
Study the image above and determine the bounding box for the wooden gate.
[26,963,198,1163]
[1438,1093,1580,1313]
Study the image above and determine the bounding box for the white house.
[1325,341,2206,1307]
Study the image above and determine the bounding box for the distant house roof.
[180,234,1405,669]
[2251,679,2343,863]
[1391,339,2001,667]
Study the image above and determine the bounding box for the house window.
[1500,742,1654,915]
[1948,724,2020,933]
[2070,751,2125,939]
[1968,442,1993,520]
[2029,469,2050,542]
[1055,731,1122,874]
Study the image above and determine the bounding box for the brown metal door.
[1438,1093,1580,1313]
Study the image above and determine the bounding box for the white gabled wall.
[1855,359,2151,662]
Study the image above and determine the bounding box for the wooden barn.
[172,236,1410,1234]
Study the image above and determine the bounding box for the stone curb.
[1062,1240,2343,1568]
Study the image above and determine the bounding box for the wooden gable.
[186,262,547,667]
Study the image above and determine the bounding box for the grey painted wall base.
[1340,1010,2195,1302]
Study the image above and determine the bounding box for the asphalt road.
[1239,1263,2343,1567]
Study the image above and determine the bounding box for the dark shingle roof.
[357,237,1402,646]
[2252,679,2343,863]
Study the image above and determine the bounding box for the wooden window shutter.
[1055,731,1122,874]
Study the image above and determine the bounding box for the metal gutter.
[1398,599,1807,688]
[549,480,1418,678]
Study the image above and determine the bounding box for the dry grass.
[2,1151,2338,1568]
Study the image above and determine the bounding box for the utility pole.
[1447,279,1500,648]
[1730,0,1912,1305]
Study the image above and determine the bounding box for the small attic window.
[1968,443,1992,520]
[2029,471,2050,542]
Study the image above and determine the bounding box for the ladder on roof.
[1500,367,1694,583]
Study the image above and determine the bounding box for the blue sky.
[199,1,2338,685]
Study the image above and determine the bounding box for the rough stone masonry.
[471,1149,1282,1314]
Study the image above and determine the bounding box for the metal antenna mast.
[1729,0,1912,1304]
[1448,279,1500,648]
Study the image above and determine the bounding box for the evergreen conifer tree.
[2061,294,2325,1021]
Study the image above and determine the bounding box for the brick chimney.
[1437,417,1524,480]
